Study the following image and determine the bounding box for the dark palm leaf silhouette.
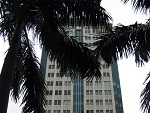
[122,0,150,13]
[141,73,150,113]
[0,0,112,113]
[93,20,150,112]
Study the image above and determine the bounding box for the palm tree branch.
[10,28,47,113]
[121,0,150,13]
[140,72,150,113]
[38,5,101,80]
[93,21,150,66]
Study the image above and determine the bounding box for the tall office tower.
[41,26,124,113]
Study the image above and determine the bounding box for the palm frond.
[140,73,150,113]
[122,0,150,13]
[93,20,150,66]
[10,29,47,113]
[39,10,101,80]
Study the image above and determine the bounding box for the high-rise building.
[41,26,124,113]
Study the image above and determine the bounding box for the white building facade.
[41,26,124,113]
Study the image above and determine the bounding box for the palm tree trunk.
[0,20,24,113]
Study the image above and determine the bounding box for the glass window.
[64,90,71,95]
[95,90,102,95]
[105,100,109,105]
[48,73,54,77]
[90,90,93,95]
[100,110,103,113]
[106,64,109,68]
[86,100,93,105]
[96,100,99,105]
[56,73,60,77]
[105,90,108,95]
[86,90,89,95]
[96,110,99,113]
[85,30,88,33]
[56,81,62,86]
[108,90,111,95]
[48,110,51,113]
[105,100,112,105]
[104,81,110,86]
[109,100,112,105]
[58,100,61,105]
[95,90,98,95]
[86,110,94,113]
[63,100,71,105]
[64,90,67,95]
[54,100,57,105]
[96,100,103,105]
[96,110,103,113]
[54,100,61,105]
[89,81,93,86]
[110,110,113,113]
[106,110,109,113]
[49,90,53,95]
[86,81,93,86]
[85,36,91,40]
[107,81,111,86]
[86,81,89,86]
[63,110,70,113]
[68,81,71,86]
[49,65,55,69]
[103,72,106,77]
[49,100,52,105]
[68,90,71,95]
[55,90,62,95]
[92,28,95,33]
[47,81,53,86]
[107,72,110,77]
[95,81,102,86]
[54,110,61,113]
[86,100,89,105]
[90,100,93,105]
[64,81,71,86]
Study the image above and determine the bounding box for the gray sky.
[1,0,149,113]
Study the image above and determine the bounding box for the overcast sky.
[1,0,149,113]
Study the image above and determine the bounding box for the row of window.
[47,73,70,77]
[48,63,109,70]
[86,81,111,86]
[86,99,112,105]
[84,28,106,34]
[46,100,70,105]
[45,110,113,113]
[46,90,71,95]
[87,110,113,113]
[86,90,111,95]
[46,89,111,95]
[46,99,112,106]
[48,72,110,78]
[47,81,111,86]
[47,81,71,86]
[45,110,70,113]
